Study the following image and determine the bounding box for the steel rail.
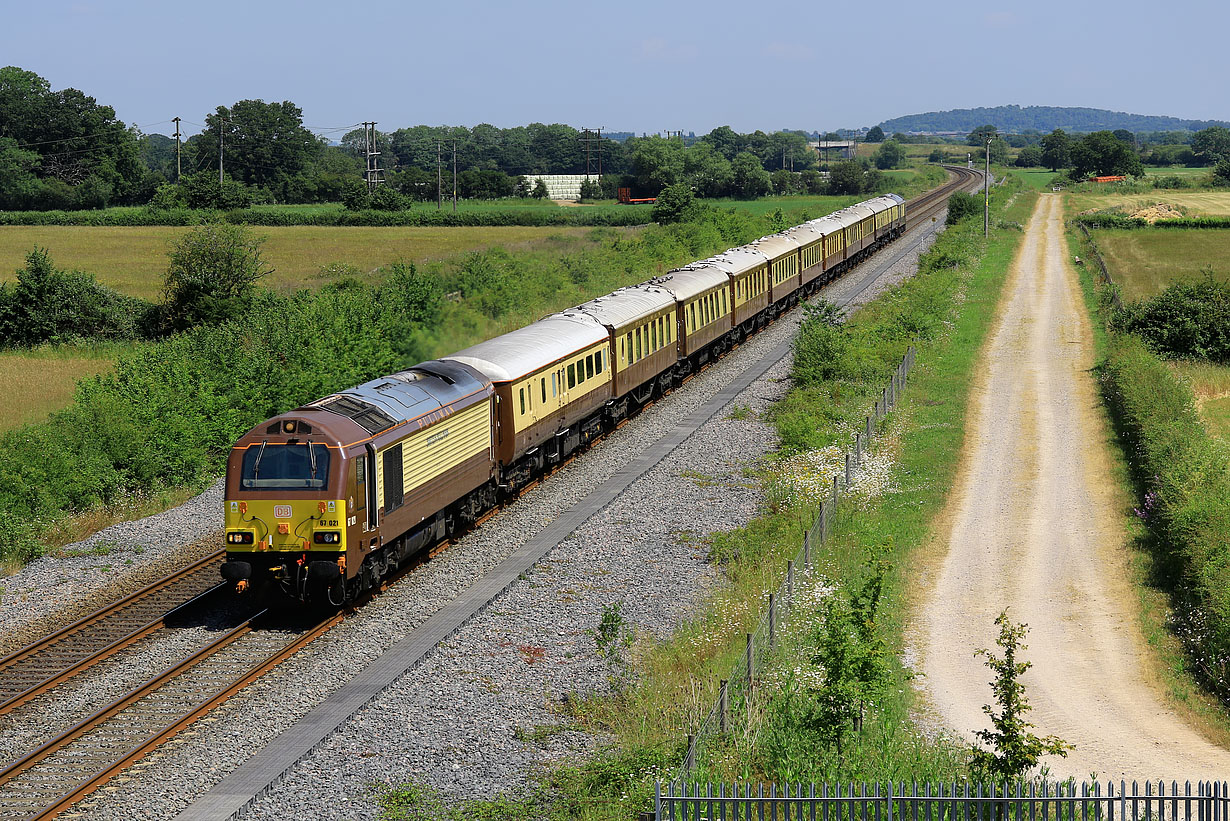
[0,549,225,716]
[0,609,341,821]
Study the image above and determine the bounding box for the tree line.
[1,66,877,211]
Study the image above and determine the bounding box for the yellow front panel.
[377,402,491,509]
[225,499,347,552]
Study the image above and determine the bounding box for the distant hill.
[878,105,1230,135]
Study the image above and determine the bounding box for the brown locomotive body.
[222,360,495,603]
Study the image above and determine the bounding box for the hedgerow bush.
[1100,335,1230,696]
[0,205,653,228]
[0,248,156,345]
[1113,273,1230,362]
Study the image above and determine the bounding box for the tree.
[628,135,687,193]
[1015,146,1043,168]
[971,612,1071,781]
[828,160,864,195]
[985,138,1010,165]
[928,148,945,164]
[1112,129,1135,146]
[1040,129,1071,171]
[700,125,741,160]
[729,152,771,198]
[531,179,549,199]
[865,125,885,143]
[162,222,272,330]
[967,124,999,147]
[180,171,253,210]
[0,66,144,207]
[873,140,904,169]
[651,183,697,224]
[1192,126,1230,166]
[198,100,320,196]
[946,191,980,225]
[1070,131,1144,178]
[682,141,733,197]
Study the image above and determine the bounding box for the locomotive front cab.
[223,417,349,603]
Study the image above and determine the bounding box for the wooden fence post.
[855,432,862,465]
[719,680,728,734]
[845,452,852,487]
[787,559,794,600]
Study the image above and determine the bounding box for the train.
[220,193,907,604]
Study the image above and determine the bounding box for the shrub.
[0,248,154,345]
[651,183,698,224]
[161,222,272,331]
[946,191,981,225]
[1114,272,1230,362]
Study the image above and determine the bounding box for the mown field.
[1069,190,1230,219]
[1089,227,1230,300]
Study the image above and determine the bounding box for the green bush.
[946,191,981,225]
[0,248,155,345]
[161,222,272,331]
[1100,335,1230,696]
[1114,273,1230,362]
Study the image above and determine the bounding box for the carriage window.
[519,387,526,416]
[568,363,576,388]
[635,328,642,361]
[650,322,657,351]
[541,378,547,404]
[666,317,672,343]
[689,303,696,331]
[596,350,604,374]
[577,359,585,384]
[586,354,594,378]
[721,289,727,315]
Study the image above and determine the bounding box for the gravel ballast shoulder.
[12,219,943,821]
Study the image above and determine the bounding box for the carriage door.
[364,444,378,529]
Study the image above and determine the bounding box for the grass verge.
[375,177,1037,819]
[1068,220,1230,747]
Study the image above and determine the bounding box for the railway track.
[0,550,225,717]
[0,168,981,820]
[0,608,339,821]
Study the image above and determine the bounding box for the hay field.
[1093,228,1230,301]
[0,225,612,300]
[1171,360,1230,442]
[1068,190,1230,218]
[0,344,120,433]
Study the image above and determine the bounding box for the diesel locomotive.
[221,194,907,604]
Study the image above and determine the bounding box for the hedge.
[1100,334,1230,697]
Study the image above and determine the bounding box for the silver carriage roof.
[442,313,607,383]
[649,266,729,302]
[558,284,676,331]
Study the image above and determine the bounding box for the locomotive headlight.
[226,531,255,545]
[313,531,342,545]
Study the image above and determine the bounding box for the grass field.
[0,225,622,299]
[1170,360,1230,442]
[1090,227,1230,301]
[0,343,121,433]
[1069,190,1230,219]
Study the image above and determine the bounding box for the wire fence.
[663,346,916,790]
[1075,221,1122,310]
[657,779,1230,821]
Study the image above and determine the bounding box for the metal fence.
[663,346,916,790]
[657,780,1230,821]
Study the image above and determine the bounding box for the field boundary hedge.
[1100,329,1230,699]
[0,206,654,228]
[1074,214,1230,230]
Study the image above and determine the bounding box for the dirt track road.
[915,194,1230,780]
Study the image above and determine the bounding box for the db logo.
[274,505,292,519]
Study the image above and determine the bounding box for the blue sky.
[3,0,1226,140]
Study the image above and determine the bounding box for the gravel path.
[915,195,1230,780]
[0,218,942,821]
